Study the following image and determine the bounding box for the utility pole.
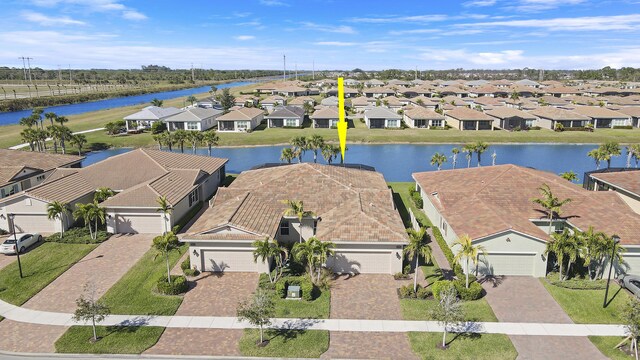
[26,57,33,83]
[57,65,62,82]
[283,54,286,81]
[415,66,418,80]
[191,63,195,82]
[295,63,298,81]
[19,57,27,83]
[312,60,315,80]
[68,64,72,84]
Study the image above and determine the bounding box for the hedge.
[546,272,607,290]
[275,276,317,301]
[156,275,188,295]
[398,284,432,299]
[453,279,484,300]
[613,125,633,130]
[430,226,463,274]
[45,227,111,244]
[432,280,454,300]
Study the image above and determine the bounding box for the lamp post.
[7,213,23,278]
[603,234,620,308]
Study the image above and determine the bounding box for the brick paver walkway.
[321,332,418,360]
[427,227,454,279]
[331,274,402,320]
[0,234,152,353]
[482,276,606,360]
[0,254,15,271]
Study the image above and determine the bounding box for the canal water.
[80,144,631,182]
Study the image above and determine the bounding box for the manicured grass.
[239,329,329,358]
[99,245,187,315]
[0,242,97,305]
[421,264,442,287]
[541,279,630,324]
[388,182,433,227]
[274,289,330,319]
[55,326,165,354]
[408,332,517,360]
[401,297,498,322]
[589,336,635,359]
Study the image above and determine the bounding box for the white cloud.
[314,41,355,46]
[513,0,585,12]
[349,14,450,24]
[460,14,640,31]
[29,0,147,21]
[299,22,356,34]
[259,0,289,6]
[122,10,147,20]
[234,35,255,41]
[463,0,497,6]
[389,28,441,35]
[22,11,86,25]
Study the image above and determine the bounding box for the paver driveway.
[482,276,606,360]
[0,234,152,353]
[321,332,419,360]
[146,272,258,356]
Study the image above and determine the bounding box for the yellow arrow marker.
[337,77,347,162]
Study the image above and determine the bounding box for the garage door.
[202,250,259,272]
[12,214,55,233]
[327,251,391,274]
[478,253,536,276]
[115,214,162,234]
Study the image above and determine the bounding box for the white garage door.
[202,250,259,272]
[12,214,55,233]
[479,253,536,276]
[327,251,391,274]
[115,214,162,234]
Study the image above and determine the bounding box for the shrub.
[181,257,191,270]
[398,284,415,299]
[150,121,166,134]
[554,123,564,132]
[613,125,633,130]
[156,275,188,295]
[546,272,607,290]
[454,267,477,284]
[529,126,542,130]
[416,286,433,299]
[275,278,287,298]
[403,264,412,275]
[453,279,484,301]
[411,191,423,209]
[394,272,410,280]
[299,278,314,301]
[274,276,317,301]
[183,268,200,277]
[45,227,111,244]
[432,280,454,300]
[431,227,463,274]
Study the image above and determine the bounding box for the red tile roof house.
[216,107,264,132]
[403,106,446,129]
[260,95,287,114]
[444,107,496,131]
[413,165,640,277]
[0,149,227,235]
[182,163,408,274]
[588,169,640,215]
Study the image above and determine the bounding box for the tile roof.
[0,150,84,187]
[571,106,630,119]
[123,106,182,120]
[485,107,537,120]
[616,107,640,117]
[187,163,408,243]
[163,107,222,122]
[528,107,591,121]
[445,107,494,121]
[310,107,340,119]
[591,171,640,197]
[364,107,402,119]
[216,107,264,121]
[404,106,445,120]
[265,106,305,119]
[413,165,640,245]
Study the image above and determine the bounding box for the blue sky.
[1,0,640,70]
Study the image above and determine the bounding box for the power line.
[283,54,286,81]
[19,57,27,83]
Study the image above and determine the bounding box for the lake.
[0,81,254,126]
[81,144,632,182]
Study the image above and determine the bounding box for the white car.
[0,233,42,255]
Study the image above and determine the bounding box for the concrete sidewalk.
[0,298,625,337]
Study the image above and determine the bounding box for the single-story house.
[260,96,287,113]
[196,97,222,110]
[276,86,308,97]
[439,86,469,98]
[387,79,411,87]
[164,107,223,132]
[381,96,404,113]
[321,96,339,107]
[234,95,259,108]
[364,107,403,129]
[0,150,83,200]
[182,163,408,274]
[288,96,315,108]
[570,106,632,128]
[325,87,360,98]
[486,107,537,130]
[515,79,542,88]
[266,106,305,128]
[616,107,640,128]
[528,107,591,129]
[351,96,373,112]
[445,107,496,131]
[364,79,385,87]
[586,169,640,214]
[413,164,640,277]
[545,86,583,98]
[472,96,506,111]
[310,107,340,128]
[216,107,264,132]
[363,87,396,98]
[403,106,445,128]
[0,149,227,234]
[124,106,182,132]
[407,96,439,109]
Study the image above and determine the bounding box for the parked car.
[0,233,42,255]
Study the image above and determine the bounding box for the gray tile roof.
[364,107,402,119]
[266,106,305,119]
[123,106,182,120]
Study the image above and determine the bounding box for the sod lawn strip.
[239,329,329,358]
[589,336,635,360]
[408,332,517,360]
[55,326,165,354]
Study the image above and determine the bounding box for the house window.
[36,175,46,182]
[431,120,443,127]
[313,220,318,235]
[387,119,398,128]
[442,222,448,236]
[285,118,298,127]
[25,198,32,206]
[280,221,290,235]
[186,122,199,130]
[188,188,199,207]
[237,121,249,130]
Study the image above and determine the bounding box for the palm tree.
[280,147,296,164]
[73,203,93,239]
[452,234,486,288]
[252,237,278,283]
[70,134,87,156]
[150,98,163,107]
[19,116,37,128]
[47,201,68,239]
[292,237,320,280]
[55,115,69,127]
[162,132,174,152]
[473,141,489,167]
[588,148,606,170]
[153,228,180,283]
[156,196,172,235]
[172,130,188,153]
[307,135,325,163]
[430,152,447,171]
[152,133,164,150]
[58,126,72,154]
[186,95,197,106]
[47,125,61,153]
[560,171,578,182]
[314,239,335,283]
[321,144,340,164]
[404,227,433,291]
[531,183,572,234]
[20,128,38,151]
[581,226,608,280]
[290,136,308,163]
[187,131,203,154]
[94,187,115,202]
[545,229,580,281]
[629,144,640,168]
[32,108,44,129]
[281,199,315,243]
[600,142,621,168]
[510,91,520,101]
[44,112,57,127]
[202,130,219,156]
[600,233,625,280]
[462,143,474,168]
[451,147,460,169]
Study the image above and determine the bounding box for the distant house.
[445,107,496,131]
[364,107,402,129]
[528,107,591,129]
[0,150,83,199]
[363,87,396,98]
[123,106,182,132]
[472,97,505,111]
[276,86,308,97]
[545,86,582,98]
[325,87,360,98]
[234,95,259,108]
[407,96,439,109]
[266,106,305,128]
[439,86,469,98]
[216,107,264,132]
[343,78,360,86]
[387,79,411,87]
[485,107,537,130]
[351,96,372,113]
[311,107,340,128]
[570,106,631,128]
[196,97,222,109]
[381,96,403,112]
[164,107,223,132]
[321,96,339,107]
[260,95,286,113]
[515,79,541,88]
[586,169,640,214]
[364,79,385,87]
[288,96,315,108]
[403,106,445,129]
[616,107,640,128]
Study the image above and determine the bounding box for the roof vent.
[431,191,438,198]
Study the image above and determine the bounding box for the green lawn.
[408,332,517,360]
[589,336,634,360]
[401,297,498,322]
[388,182,433,227]
[99,245,187,315]
[55,326,165,354]
[541,279,629,324]
[239,329,329,358]
[274,289,330,319]
[0,242,97,305]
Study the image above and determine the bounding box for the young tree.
[237,289,275,346]
[531,183,572,235]
[431,286,464,349]
[153,227,180,283]
[280,147,296,164]
[588,148,606,170]
[73,282,111,343]
[152,133,164,150]
[252,237,278,283]
[430,152,447,171]
[560,171,578,182]
[187,131,203,154]
[629,144,640,168]
[622,297,640,360]
[47,201,69,239]
[452,234,486,288]
[281,200,315,243]
[321,144,340,164]
[150,98,163,107]
[314,239,335,283]
[219,88,236,113]
[462,143,474,168]
[404,227,433,292]
[600,142,621,168]
[202,130,219,157]
[156,196,172,235]
[307,135,325,163]
[451,147,460,169]
[172,129,188,153]
[545,229,579,281]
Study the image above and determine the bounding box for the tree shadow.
[446,331,481,346]
[267,328,306,343]
[478,275,506,288]
[390,190,411,228]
